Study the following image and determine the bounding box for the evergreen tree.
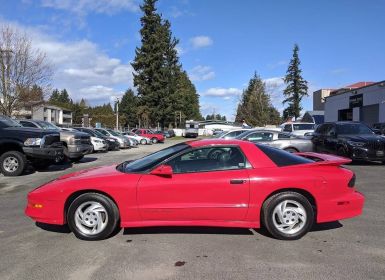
[235,73,280,126]
[120,88,138,128]
[283,44,308,120]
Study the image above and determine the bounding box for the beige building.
[14,103,72,126]
[313,89,333,111]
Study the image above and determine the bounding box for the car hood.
[57,164,120,181]
[340,134,385,142]
[3,126,60,137]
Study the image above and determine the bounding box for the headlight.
[24,138,42,146]
[94,139,102,143]
[347,141,365,147]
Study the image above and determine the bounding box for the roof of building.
[304,111,324,116]
[326,80,385,99]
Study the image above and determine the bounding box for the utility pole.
[0,49,13,111]
[115,97,120,131]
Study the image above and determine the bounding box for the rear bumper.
[317,190,365,223]
[23,146,64,161]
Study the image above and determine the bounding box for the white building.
[14,103,73,126]
[324,80,385,126]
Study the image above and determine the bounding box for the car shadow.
[73,157,98,164]
[123,226,253,236]
[311,221,343,231]
[36,222,71,233]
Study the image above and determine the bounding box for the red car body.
[132,129,165,143]
[25,140,364,237]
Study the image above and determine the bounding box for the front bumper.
[23,146,64,161]
[67,144,93,158]
[317,190,365,223]
[93,142,108,151]
[25,195,65,225]
[348,147,385,161]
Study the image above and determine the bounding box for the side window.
[325,125,336,137]
[167,146,247,173]
[98,130,108,136]
[20,121,37,128]
[224,131,237,138]
[283,124,292,132]
[278,133,290,139]
[246,132,273,142]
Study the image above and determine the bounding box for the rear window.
[257,144,314,167]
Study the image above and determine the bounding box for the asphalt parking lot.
[0,140,384,280]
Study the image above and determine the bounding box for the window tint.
[246,132,273,142]
[336,123,374,135]
[97,129,109,136]
[20,121,37,128]
[167,146,247,173]
[278,133,290,139]
[257,144,314,167]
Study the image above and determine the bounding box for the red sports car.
[25,140,364,241]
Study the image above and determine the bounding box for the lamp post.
[115,97,120,131]
[0,48,13,113]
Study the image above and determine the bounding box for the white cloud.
[40,0,139,16]
[190,36,213,48]
[1,19,134,104]
[188,65,215,82]
[267,60,287,69]
[202,87,242,97]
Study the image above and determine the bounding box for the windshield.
[107,130,122,137]
[293,124,314,130]
[93,130,106,138]
[0,116,22,127]
[119,143,189,172]
[36,121,60,130]
[337,123,374,135]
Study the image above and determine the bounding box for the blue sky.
[1,0,385,120]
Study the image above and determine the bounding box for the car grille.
[42,134,61,147]
[79,136,91,145]
[366,140,385,151]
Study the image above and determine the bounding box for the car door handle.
[230,179,246,184]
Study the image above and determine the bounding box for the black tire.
[337,146,348,157]
[67,193,120,241]
[140,139,146,145]
[262,191,314,240]
[151,137,158,144]
[283,147,298,153]
[0,151,27,176]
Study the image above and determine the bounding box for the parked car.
[132,128,165,143]
[312,121,385,163]
[0,115,63,176]
[122,132,151,145]
[74,128,120,151]
[155,130,175,138]
[217,129,250,139]
[281,122,315,136]
[372,123,385,135]
[25,139,364,241]
[212,129,224,136]
[111,130,138,147]
[95,128,130,149]
[19,120,92,162]
[236,130,313,153]
[71,128,107,152]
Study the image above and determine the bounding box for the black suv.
[0,115,63,176]
[312,121,385,163]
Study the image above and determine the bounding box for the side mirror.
[150,164,173,177]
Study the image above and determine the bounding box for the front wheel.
[67,193,120,240]
[262,192,314,240]
[0,151,27,176]
[140,139,147,145]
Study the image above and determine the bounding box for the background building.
[324,80,385,126]
[14,103,73,126]
[313,89,334,110]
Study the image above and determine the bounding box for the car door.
[312,124,327,152]
[137,146,250,221]
[323,124,338,154]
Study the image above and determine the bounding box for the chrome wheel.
[74,201,108,235]
[272,200,307,235]
[3,156,19,173]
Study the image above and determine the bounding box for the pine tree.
[283,44,308,120]
[120,88,138,128]
[235,73,280,126]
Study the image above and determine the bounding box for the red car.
[132,129,164,144]
[25,140,364,241]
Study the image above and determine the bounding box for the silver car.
[236,130,313,152]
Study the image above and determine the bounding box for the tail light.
[348,173,356,188]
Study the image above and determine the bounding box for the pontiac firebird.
[25,139,364,241]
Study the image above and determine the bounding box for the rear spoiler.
[295,152,351,166]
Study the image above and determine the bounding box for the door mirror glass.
[150,164,173,177]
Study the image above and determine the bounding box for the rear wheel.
[67,193,120,241]
[140,139,147,145]
[0,151,27,176]
[262,192,314,240]
[151,137,158,144]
